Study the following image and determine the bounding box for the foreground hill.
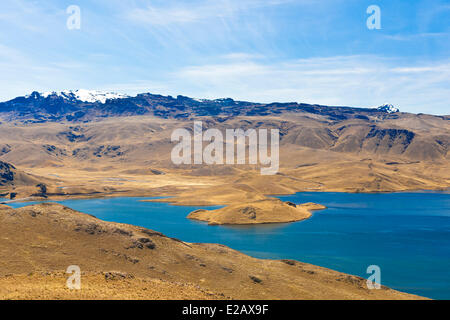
[0,273,223,300]
[0,202,424,300]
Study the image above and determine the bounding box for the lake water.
[4,192,450,299]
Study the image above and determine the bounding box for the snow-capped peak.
[35,90,130,104]
[377,104,399,113]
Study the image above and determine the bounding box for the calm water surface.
[5,192,450,299]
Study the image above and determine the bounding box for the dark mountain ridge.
[0,91,408,123]
[0,91,448,163]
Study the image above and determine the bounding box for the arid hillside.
[0,202,425,300]
[0,111,448,202]
[0,93,447,300]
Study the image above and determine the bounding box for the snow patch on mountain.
[377,104,399,113]
[36,90,131,104]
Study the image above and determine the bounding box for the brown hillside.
[0,203,425,300]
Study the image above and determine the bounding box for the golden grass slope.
[0,273,224,300]
[0,203,425,300]
[0,115,448,202]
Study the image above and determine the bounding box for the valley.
[0,91,448,300]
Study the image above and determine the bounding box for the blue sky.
[0,0,449,114]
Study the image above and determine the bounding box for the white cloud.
[0,1,448,115]
[170,55,450,115]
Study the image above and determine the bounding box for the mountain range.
[1,90,406,123]
[1,90,448,162]
[0,90,448,201]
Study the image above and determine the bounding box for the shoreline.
[0,201,429,300]
[3,187,449,206]
[3,188,449,299]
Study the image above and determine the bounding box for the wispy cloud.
[221,52,265,60]
[384,32,449,41]
[127,6,199,26]
[170,55,450,114]
[126,0,293,26]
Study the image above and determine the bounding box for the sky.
[0,0,449,114]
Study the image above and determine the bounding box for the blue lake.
[5,191,450,299]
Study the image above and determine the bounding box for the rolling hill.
[0,91,448,201]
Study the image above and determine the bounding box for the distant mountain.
[0,90,402,123]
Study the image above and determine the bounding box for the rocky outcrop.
[0,161,47,194]
[0,161,15,186]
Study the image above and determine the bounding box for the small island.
[187,199,326,225]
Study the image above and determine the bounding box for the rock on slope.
[0,161,41,187]
[0,202,425,300]
[0,161,15,186]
